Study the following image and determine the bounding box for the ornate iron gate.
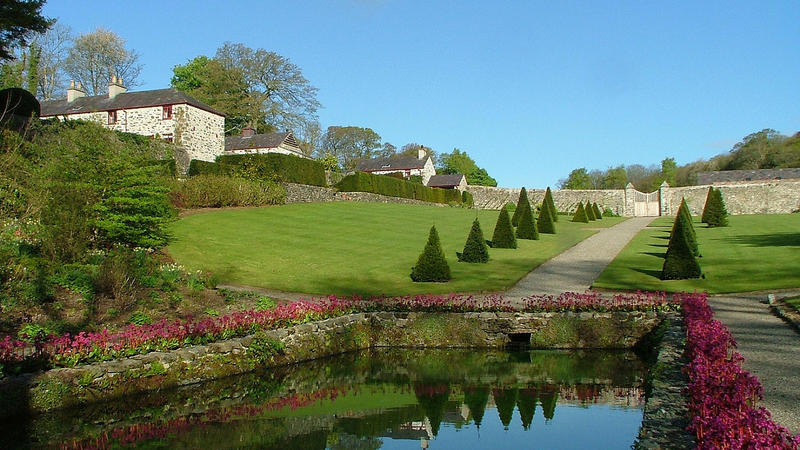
[633,189,660,217]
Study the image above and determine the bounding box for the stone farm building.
[427,174,468,191]
[39,77,225,162]
[356,147,437,184]
[223,127,308,158]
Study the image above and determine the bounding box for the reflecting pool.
[2,348,650,449]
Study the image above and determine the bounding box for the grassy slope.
[594,214,800,294]
[168,202,625,296]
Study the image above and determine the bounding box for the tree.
[661,157,677,186]
[678,198,699,256]
[493,388,518,429]
[661,210,702,280]
[543,186,558,222]
[537,202,556,234]
[437,148,497,186]
[400,142,435,163]
[559,168,592,189]
[572,202,589,223]
[0,0,50,61]
[517,388,538,430]
[592,202,602,219]
[725,129,784,170]
[457,218,489,263]
[295,119,322,157]
[410,225,451,282]
[29,21,72,100]
[322,126,382,170]
[585,200,596,220]
[63,28,142,95]
[489,207,517,248]
[705,188,729,227]
[511,187,529,227]
[516,197,538,240]
[701,186,714,223]
[601,165,628,189]
[463,387,490,428]
[0,43,39,91]
[374,142,397,158]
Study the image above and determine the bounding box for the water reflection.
[3,349,649,449]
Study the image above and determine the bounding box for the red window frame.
[162,133,174,143]
[162,105,172,120]
[107,110,117,125]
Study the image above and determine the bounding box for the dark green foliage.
[662,210,702,280]
[678,198,699,256]
[517,388,538,430]
[336,172,463,205]
[544,187,558,222]
[705,188,729,227]
[701,186,713,223]
[537,201,556,234]
[188,153,327,186]
[592,202,602,219]
[490,207,517,248]
[540,389,557,421]
[512,187,529,226]
[410,226,451,282]
[0,0,50,61]
[572,202,589,223]
[515,196,539,240]
[414,384,450,436]
[493,388,518,428]
[457,218,489,263]
[168,175,286,208]
[585,200,596,220]
[461,190,474,207]
[408,175,423,184]
[464,386,490,428]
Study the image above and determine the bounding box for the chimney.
[241,126,256,138]
[108,75,127,99]
[417,146,426,160]
[67,80,86,102]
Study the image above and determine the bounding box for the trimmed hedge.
[187,153,327,187]
[705,188,729,227]
[410,225,451,282]
[662,209,702,280]
[461,190,474,207]
[490,207,517,248]
[544,187,558,222]
[457,218,489,263]
[585,200,596,220]
[168,175,286,208]
[701,186,714,224]
[592,202,602,219]
[515,196,539,240]
[512,187,529,227]
[572,202,589,223]
[678,198,699,257]
[336,172,465,205]
[537,202,556,234]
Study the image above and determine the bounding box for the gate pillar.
[659,181,670,216]
[624,182,636,217]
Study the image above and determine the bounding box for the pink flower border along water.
[682,292,800,449]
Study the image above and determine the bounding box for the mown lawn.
[786,296,800,314]
[594,214,800,294]
[168,202,625,296]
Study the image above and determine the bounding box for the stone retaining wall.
[283,183,445,207]
[0,310,664,415]
[465,185,626,214]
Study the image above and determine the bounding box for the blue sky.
[42,0,800,188]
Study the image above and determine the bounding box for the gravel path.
[503,217,655,300]
[707,292,800,435]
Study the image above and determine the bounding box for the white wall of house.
[421,158,436,184]
[223,142,309,159]
[367,157,436,183]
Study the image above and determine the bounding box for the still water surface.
[3,348,650,449]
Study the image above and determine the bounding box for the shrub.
[168,175,286,208]
[662,211,702,280]
[515,196,539,240]
[336,172,462,205]
[701,186,714,224]
[128,311,153,326]
[572,203,589,223]
[537,202,556,234]
[187,159,220,176]
[189,153,327,187]
[592,202,602,219]
[585,201,596,220]
[511,187,529,227]
[461,190,474,207]
[544,187,558,222]
[410,226,451,282]
[96,248,138,304]
[678,198,699,256]
[490,208,517,248]
[457,218,489,263]
[705,188,729,227]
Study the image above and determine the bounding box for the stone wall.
[0,310,665,415]
[465,185,626,215]
[283,183,446,207]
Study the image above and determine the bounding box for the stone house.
[427,174,468,191]
[223,127,309,159]
[356,147,436,184]
[39,77,225,162]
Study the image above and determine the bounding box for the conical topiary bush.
[592,202,602,219]
[511,187,529,227]
[544,187,558,222]
[516,196,539,240]
[537,200,556,234]
[705,188,729,227]
[490,207,517,248]
[701,186,714,224]
[572,202,589,223]
[661,211,702,280]
[457,218,490,263]
[678,198,699,256]
[410,225,451,282]
[585,201,596,220]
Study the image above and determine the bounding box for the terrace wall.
[0,310,665,415]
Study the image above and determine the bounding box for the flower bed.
[682,292,799,449]
[0,291,678,376]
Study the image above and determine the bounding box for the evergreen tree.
[678,198,699,256]
[701,186,714,223]
[539,387,558,421]
[463,387,490,428]
[414,384,449,437]
[410,226,451,282]
[490,207,517,248]
[537,200,556,234]
[592,202,602,219]
[511,187,529,227]
[662,210,702,280]
[585,200,596,220]
[544,186,558,222]
[572,202,589,223]
[493,388,518,429]
[516,194,539,240]
[457,218,490,263]
[517,388,538,430]
[705,188,729,227]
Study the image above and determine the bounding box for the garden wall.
[465,186,626,214]
[0,310,665,415]
[282,183,445,207]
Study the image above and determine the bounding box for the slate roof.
[225,131,301,153]
[696,168,800,185]
[356,155,427,172]
[427,174,466,188]
[40,88,223,117]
